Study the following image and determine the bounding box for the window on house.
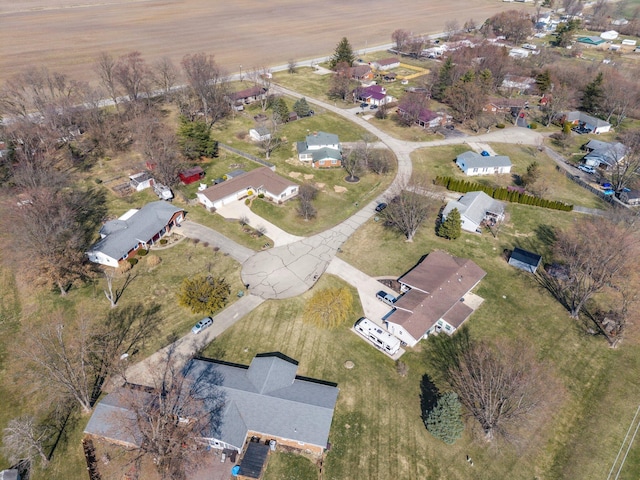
[331,159,337,164]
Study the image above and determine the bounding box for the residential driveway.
[177,220,254,263]
[326,257,395,322]
[215,202,303,247]
[123,294,265,387]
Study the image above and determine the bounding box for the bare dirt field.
[0,0,529,84]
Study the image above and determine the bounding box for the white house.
[455,151,512,176]
[442,191,505,233]
[196,167,298,210]
[129,172,154,192]
[383,251,486,347]
[296,131,343,168]
[86,202,184,267]
[372,57,400,70]
[249,127,271,142]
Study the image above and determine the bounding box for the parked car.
[603,188,615,196]
[369,104,378,110]
[360,102,368,108]
[376,291,396,306]
[572,126,591,135]
[480,150,491,157]
[375,202,387,212]
[602,182,612,188]
[578,164,596,174]
[191,317,213,334]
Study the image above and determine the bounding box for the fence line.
[219,143,275,170]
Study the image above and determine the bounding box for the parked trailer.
[354,317,400,355]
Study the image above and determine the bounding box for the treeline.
[434,176,573,211]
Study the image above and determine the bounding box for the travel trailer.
[354,317,400,355]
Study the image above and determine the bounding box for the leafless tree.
[134,110,183,185]
[153,56,180,98]
[608,131,640,193]
[257,115,281,160]
[2,416,52,467]
[429,333,549,441]
[444,78,486,124]
[181,53,230,126]
[445,20,461,40]
[297,183,318,220]
[103,268,137,308]
[540,215,640,324]
[287,59,297,74]
[248,66,272,111]
[563,0,584,16]
[381,176,440,241]
[391,29,411,52]
[463,18,478,32]
[368,150,392,175]
[406,35,426,58]
[483,10,533,44]
[397,92,430,127]
[601,68,639,126]
[328,63,357,102]
[541,80,576,126]
[95,52,120,111]
[117,348,225,480]
[114,51,151,103]
[4,187,106,295]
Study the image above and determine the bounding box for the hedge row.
[434,176,573,211]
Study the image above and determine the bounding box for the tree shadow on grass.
[419,374,439,423]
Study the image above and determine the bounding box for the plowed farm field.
[0,0,527,83]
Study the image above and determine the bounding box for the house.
[618,189,640,205]
[129,172,154,192]
[86,201,184,267]
[349,65,374,81]
[249,127,271,142]
[455,151,512,176]
[483,97,527,114]
[509,247,542,273]
[582,139,626,168]
[373,57,400,70]
[508,48,530,58]
[397,106,449,129]
[197,167,299,210]
[559,111,611,134]
[0,470,20,480]
[442,191,506,233]
[578,36,606,46]
[353,85,393,106]
[229,86,268,110]
[296,131,342,168]
[500,74,536,94]
[85,353,339,456]
[383,251,486,347]
[179,166,205,185]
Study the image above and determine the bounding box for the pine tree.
[438,208,462,240]
[535,70,552,94]
[292,97,311,117]
[425,392,465,445]
[272,97,289,124]
[329,37,355,70]
[433,57,455,101]
[581,72,604,115]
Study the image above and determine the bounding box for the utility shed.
[508,247,542,273]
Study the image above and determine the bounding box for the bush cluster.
[434,176,573,211]
[127,257,139,267]
[137,249,148,257]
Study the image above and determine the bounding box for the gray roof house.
[560,111,611,134]
[84,353,339,456]
[86,201,184,267]
[0,470,20,480]
[442,191,505,233]
[455,151,512,176]
[583,140,626,168]
[296,131,342,168]
[508,247,542,273]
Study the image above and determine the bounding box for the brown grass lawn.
[0,0,530,85]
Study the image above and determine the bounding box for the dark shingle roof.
[198,167,297,203]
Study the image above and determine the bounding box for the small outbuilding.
[179,166,205,185]
[508,247,542,273]
[129,172,154,191]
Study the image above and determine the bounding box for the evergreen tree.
[438,208,462,240]
[329,37,355,70]
[535,70,552,94]
[272,97,289,124]
[177,117,218,160]
[433,57,455,101]
[292,97,311,117]
[521,161,540,188]
[424,392,465,445]
[581,72,604,115]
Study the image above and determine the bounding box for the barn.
[179,166,205,185]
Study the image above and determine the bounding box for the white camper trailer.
[154,183,174,201]
[354,317,400,355]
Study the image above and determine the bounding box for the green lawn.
[411,143,610,210]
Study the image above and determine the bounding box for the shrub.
[496,123,505,129]
[245,198,251,206]
[247,190,254,196]
[117,261,132,274]
[137,249,148,257]
[159,238,168,245]
[146,254,162,267]
[529,122,538,129]
[258,193,265,199]
[127,257,138,267]
[94,178,103,184]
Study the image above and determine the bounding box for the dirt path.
[0,0,529,83]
